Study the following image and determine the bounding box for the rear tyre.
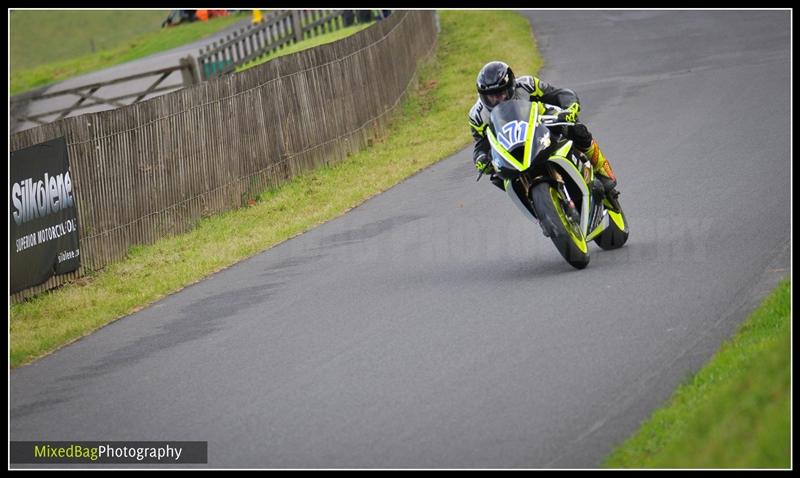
[531,182,590,269]
[595,197,629,250]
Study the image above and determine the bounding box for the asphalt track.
[10,11,791,468]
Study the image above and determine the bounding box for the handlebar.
[539,114,575,127]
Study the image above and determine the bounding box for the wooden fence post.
[291,11,303,43]
[179,55,201,86]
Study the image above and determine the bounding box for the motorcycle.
[478,100,628,269]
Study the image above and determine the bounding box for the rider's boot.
[582,139,619,199]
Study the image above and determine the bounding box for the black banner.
[10,137,81,293]
[10,441,208,464]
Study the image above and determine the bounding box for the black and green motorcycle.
[479,100,629,269]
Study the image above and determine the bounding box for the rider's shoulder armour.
[468,97,490,135]
[515,75,546,99]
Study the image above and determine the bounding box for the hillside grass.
[10,10,542,368]
[10,10,249,94]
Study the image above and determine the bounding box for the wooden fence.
[10,58,199,133]
[9,10,383,133]
[198,10,349,80]
[10,11,439,303]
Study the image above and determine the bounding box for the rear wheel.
[531,182,590,269]
[594,196,629,250]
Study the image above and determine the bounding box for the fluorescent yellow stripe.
[586,220,607,241]
[487,128,524,171]
[550,142,584,187]
[608,209,626,230]
[470,122,487,136]
[522,103,538,170]
[549,146,585,188]
[532,77,544,97]
[554,141,572,158]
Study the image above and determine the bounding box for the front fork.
[546,165,580,225]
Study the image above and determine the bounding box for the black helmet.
[476,61,516,108]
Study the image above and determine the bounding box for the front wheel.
[530,182,590,269]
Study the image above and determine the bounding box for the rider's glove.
[557,102,581,123]
[474,153,493,174]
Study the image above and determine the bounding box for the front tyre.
[530,182,590,269]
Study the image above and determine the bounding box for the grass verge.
[10,12,249,95]
[603,279,791,468]
[235,22,375,72]
[10,10,542,368]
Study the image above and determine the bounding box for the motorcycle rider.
[469,61,619,197]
